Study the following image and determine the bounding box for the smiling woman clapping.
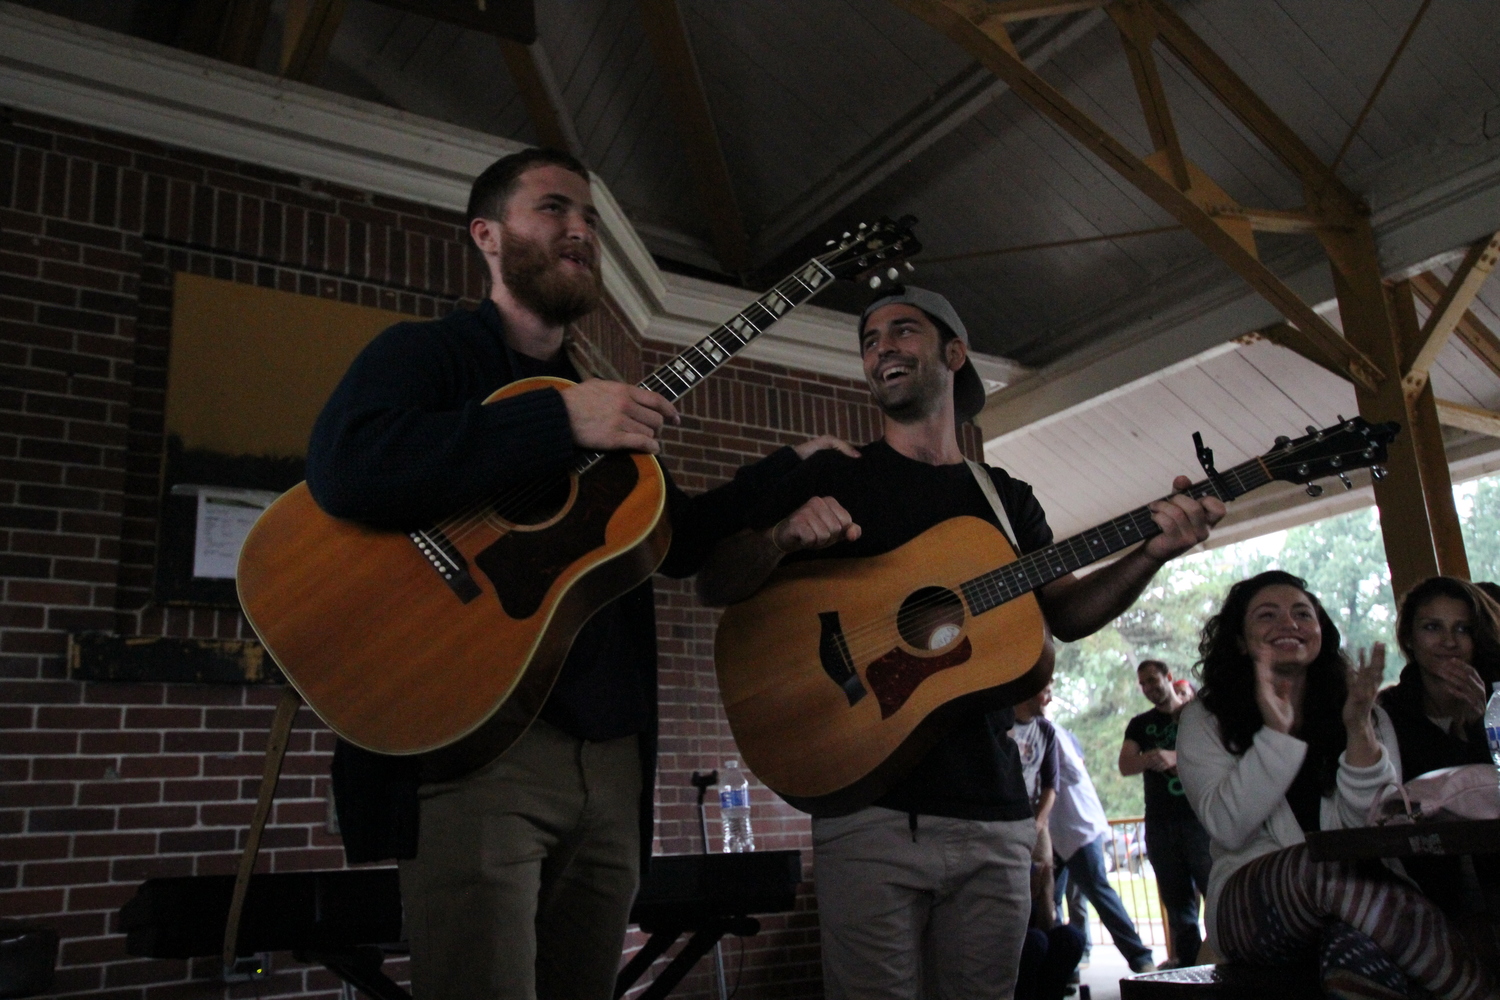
[1176,570,1493,1000]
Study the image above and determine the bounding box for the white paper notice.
[191,488,279,579]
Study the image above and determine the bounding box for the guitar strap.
[965,459,1018,551]
[563,323,626,383]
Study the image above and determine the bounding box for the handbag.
[1369,764,1500,825]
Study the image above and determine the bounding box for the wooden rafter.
[1436,399,1500,439]
[1109,0,1188,190]
[1411,271,1500,383]
[281,0,347,83]
[169,0,272,67]
[985,0,1112,22]
[636,0,750,275]
[1402,232,1500,400]
[498,39,583,158]
[890,0,1383,391]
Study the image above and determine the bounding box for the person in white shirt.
[1050,724,1155,974]
[1177,570,1492,1000]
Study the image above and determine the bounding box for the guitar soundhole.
[490,473,577,530]
[897,587,966,651]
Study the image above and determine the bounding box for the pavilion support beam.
[281,0,346,83]
[1389,280,1468,580]
[498,39,584,158]
[1411,272,1500,382]
[1437,399,1500,439]
[636,0,751,276]
[1403,231,1500,400]
[1109,0,1188,190]
[891,0,1384,391]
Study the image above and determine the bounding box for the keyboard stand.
[615,915,760,1000]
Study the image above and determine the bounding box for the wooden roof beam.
[498,39,584,158]
[1411,270,1500,383]
[1109,0,1188,190]
[1436,399,1500,439]
[1402,231,1500,400]
[281,0,346,83]
[636,0,750,276]
[1142,0,1358,218]
[891,0,1383,391]
[984,0,1112,22]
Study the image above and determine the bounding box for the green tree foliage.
[1050,475,1500,818]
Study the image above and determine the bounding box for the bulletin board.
[155,273,418,606]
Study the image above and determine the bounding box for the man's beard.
[499,225,601,327]
[868,357,948,424]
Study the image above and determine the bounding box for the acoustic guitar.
[235,218,921,779]
[714,418,1400,815]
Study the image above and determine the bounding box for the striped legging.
[1216,844,1493,999]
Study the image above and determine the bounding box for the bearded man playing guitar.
[305,148,852,1000]
[698,286,1225,1000]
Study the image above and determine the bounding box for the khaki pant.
[399,719,642,1000]
[812,807,1036,1000]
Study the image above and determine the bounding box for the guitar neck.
[573,257,837,473]
[961,454,1273,616]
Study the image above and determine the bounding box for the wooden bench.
[1119,964,1322,999]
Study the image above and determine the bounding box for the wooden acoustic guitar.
[714,418,1400,815]
[236,218,921,779]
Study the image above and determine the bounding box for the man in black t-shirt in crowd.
[698,287,1224,999]
[1119,659,1212,967]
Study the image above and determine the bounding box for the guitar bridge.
[409,528,481,603]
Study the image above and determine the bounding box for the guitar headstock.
[1260,417,1401,491]
[816,216,922,287]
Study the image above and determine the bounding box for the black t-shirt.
[745,438,1053,821]
[1124,708,1195,822]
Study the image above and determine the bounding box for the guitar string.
[805,441,1372,665]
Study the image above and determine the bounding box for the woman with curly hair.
[1379,575,1500,915]
[1176,570,1491,999]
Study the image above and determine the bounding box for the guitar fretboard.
[572,258,837,474]
[960,456,1272,616]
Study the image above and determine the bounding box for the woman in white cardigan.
[1177,570,1492,1000]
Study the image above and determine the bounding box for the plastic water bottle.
[719,759,754,853]
[1485,683,1500,780]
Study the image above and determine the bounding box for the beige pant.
[399,719,642,1000]
[812,807,1036,1000]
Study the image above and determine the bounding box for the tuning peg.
[1306,483,1324,497]
[887,267,899,280]
[826,239,836,247]
[1372,465,1387,480]
[869,275,882,289]
[842,231,851,239]
[1274,436,1291,449]
[858,222,867,230]
[1297,463,1310,478]
[1338,473,1353,491]
[904,261,915,272]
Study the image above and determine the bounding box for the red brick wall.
[1,106,992,1000]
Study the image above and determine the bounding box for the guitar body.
[237,377,670,777]
[715,516,1054,816]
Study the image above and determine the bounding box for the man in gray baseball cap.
[698,282,1224,999]
[859,284,988,423]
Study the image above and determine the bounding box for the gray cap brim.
[861,286,987,423]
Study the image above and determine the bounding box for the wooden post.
[1389,280,1469,580]
[1321,223,1438,598]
